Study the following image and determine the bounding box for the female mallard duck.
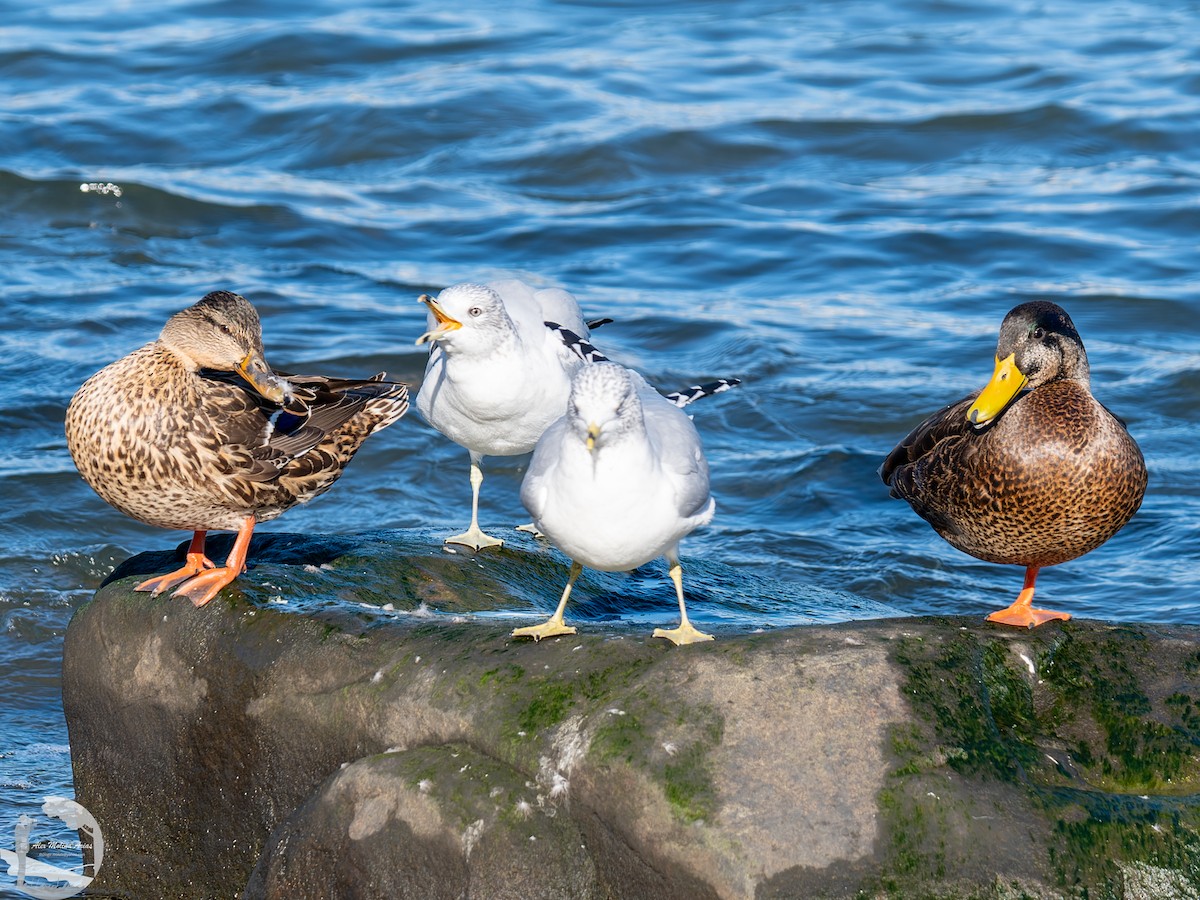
[879,301,1147,628]
[65,290,409,607]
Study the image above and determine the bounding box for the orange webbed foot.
[169,566,244,608]
[985,605,1071,629]
[135,545,216,596]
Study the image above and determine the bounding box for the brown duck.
[65,290,409,607]
[879,301,1147,627]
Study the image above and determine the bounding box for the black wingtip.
[666,377,742,408]
[545,321,611,363]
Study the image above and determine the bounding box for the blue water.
[3,0,1199,887]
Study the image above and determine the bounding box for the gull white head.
[415,283,515,355]
[568,362,643,453]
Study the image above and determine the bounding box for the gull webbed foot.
[653,621,714,646]
[445,525,504,551]
[512,616,577,642]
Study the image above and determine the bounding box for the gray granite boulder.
[244,744,603,900]
[62,530,1200,899]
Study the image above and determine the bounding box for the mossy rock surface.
[877,623,1200,899]
[64,530,1200,899]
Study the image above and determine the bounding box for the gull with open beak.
[65,290,409,606]
[879,301,1147,627]
[513,362,731,645]
[415,279,609,551]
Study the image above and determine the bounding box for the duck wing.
[199,370,408,471]
[878,394,976,496]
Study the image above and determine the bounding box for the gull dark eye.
[469,306,483,317]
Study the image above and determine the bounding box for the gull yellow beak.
[586,422,600,453]
[236,352,291,405]
[967,352,1027,427]
[415,294,462,345]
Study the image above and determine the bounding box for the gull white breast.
[514,361,721,646]
[415,280,604,551]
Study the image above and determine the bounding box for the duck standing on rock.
[65,290,409,607]
[879,301,1147,628]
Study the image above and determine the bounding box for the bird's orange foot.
[168,566,244,608]
[135,553,217,596]
[986,604,1071,629]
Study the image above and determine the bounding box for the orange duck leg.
[166,515,256,608]
[985,566,1072,629]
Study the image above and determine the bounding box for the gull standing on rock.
[65,290,409,607]
[415,279,607,550]
[513,362,737,646]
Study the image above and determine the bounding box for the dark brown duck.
[879,301,1147,627]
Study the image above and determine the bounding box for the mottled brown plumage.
[879,301,1147,627]
[65,290,409,606]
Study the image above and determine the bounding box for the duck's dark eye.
[1032,326,1046,341]
[468,306,483,317]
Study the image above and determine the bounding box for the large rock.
[62,530,1200,899]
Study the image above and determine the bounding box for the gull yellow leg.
[985,566,1071,628]
[653,559,714,645]
[446,454,503,551]
[513,561,581,642]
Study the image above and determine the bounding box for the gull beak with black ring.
[415,294,463,346]
[967,352,1027,429]
[586,422,600,454]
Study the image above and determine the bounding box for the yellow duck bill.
[967,353,1027,426]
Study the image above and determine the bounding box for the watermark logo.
[0,798,103,899]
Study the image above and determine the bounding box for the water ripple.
[2,0,1199,823]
